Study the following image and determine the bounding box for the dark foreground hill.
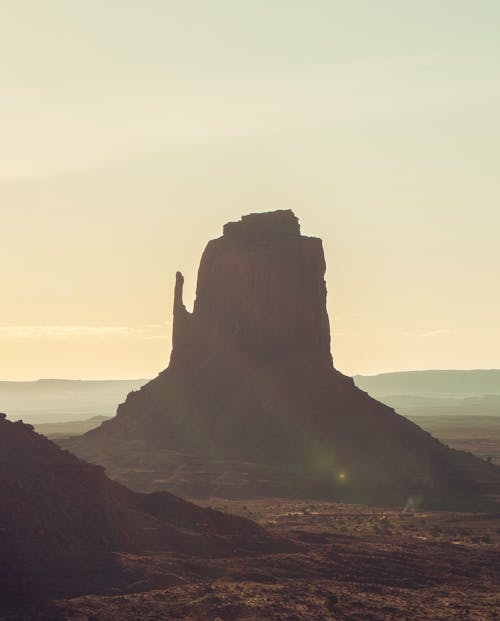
[53,497,500,621]
[4,419,500,621]
[63,210,500,509]
[0,413,281,607]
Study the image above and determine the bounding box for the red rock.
[63,210,500,508]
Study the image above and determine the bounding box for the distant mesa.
[63,210,500,508]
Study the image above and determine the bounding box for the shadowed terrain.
[62,211,500,509]
[0,413,285,611]
[7,412,499,620]
[44,500,500,620]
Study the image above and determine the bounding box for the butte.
[63,210,500,508]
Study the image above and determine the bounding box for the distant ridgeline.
[0,379,146,423]
[60,210,500,509]
[2,372,499,426]
[354,370,500,416]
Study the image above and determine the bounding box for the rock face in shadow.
[0,414,273,604]
[172,210,331,366]
[63,210,500,508]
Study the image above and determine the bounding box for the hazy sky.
[1,1,499,380]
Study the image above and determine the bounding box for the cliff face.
[171,210,331,365]
[63,211,500,508]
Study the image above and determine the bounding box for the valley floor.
[406,415,500,466]
[7,500,499,621]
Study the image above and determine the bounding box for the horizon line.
[2,367,500,383]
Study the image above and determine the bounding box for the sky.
[1,1,499,380]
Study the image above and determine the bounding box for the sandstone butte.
[63,210,500,509]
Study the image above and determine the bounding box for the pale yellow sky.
[1,1,499,379]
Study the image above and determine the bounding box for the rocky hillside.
[0,413,275,604]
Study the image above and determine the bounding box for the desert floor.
[17,499,497,621]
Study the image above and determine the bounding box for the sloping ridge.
[63,210,500,508]
[0,414,273,604]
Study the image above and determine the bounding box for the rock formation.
[63,210,500,508]
[0,413,276,606]
[171,210,331,366]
